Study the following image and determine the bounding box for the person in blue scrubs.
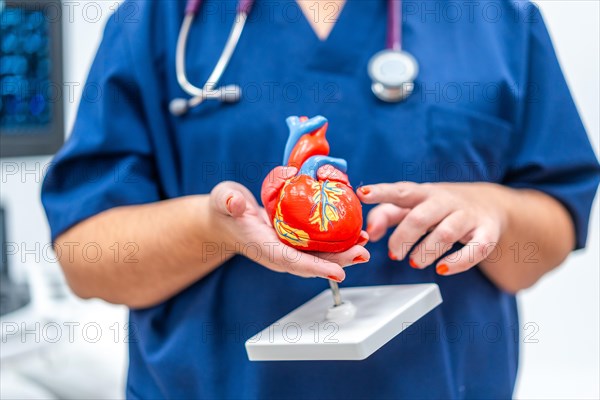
[42,0,600,398]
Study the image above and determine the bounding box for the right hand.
[209,170,370,282]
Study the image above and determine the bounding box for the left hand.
[357,182,509,276]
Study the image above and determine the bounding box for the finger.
[309,244,371,267]
[388,198,453,261]
[256,238,347,281]
[409,211,473,268]
[357,182,430,207]
[366,204,410,242]
[235,182,263,211]
[241,217,347,281]
[211,183,247,217]
[435,225,500,276]
[356,230,369,246]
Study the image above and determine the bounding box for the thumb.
[211,182,247,218]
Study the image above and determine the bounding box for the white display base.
[245,284,442,361]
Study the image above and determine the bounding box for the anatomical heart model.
[247,115,443,361]
[261,116,363,253]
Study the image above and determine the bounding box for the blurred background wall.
[1,1,598,398]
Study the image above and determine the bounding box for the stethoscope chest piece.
[368,49,419,103]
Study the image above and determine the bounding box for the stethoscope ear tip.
[169,98,190,116]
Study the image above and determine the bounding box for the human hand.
[357,182,508,276]
[209,174,370,282]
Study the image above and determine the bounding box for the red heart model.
[261,116,362,253]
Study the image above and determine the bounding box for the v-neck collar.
[295,0,348,44]
[282,0,383,76]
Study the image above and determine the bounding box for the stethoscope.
[169,0,419,116]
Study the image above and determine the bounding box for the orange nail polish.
[366,223,373,233]
[327,275,342,282]
[388,250,397,261]
[436,264,449,275]
[409,258,419,269]
[359,186,371,195]
[353,255,368,263]
[225,195,233,213]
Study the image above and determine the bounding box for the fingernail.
[352,255,368,264]
[225,195,233,214]
[388,250,397,261]
[409,258,419,269]
[327,275,342,282]
[366,223,373,234]
[358,186,371,195]
[436,264,449,275]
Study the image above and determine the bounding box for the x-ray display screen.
[0,1,63,158]
[1,6,52,130]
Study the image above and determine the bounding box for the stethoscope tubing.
[387,0,401,50]
[171,0,413,114]
[175,10,249,99]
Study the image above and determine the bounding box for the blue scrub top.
[42,0,600,398]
